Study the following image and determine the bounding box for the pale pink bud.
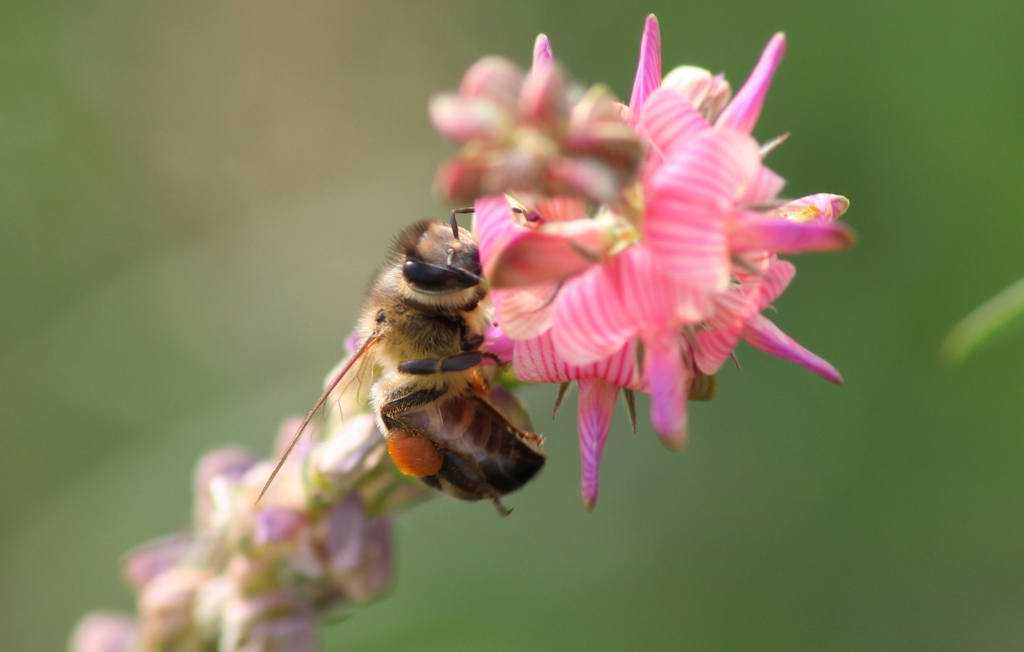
[253,508,307,547]
[121,534,191,592]
[661,66,732,122]
[458,56,524,111]
[429,94,508,143]
[519,61,569,131]
[138,567,208,649]
[194,446,258,530]
[324,494,369,580]
[69,612,138,652]
[221,592,315,652]
[546,157,620,206]
[343,518,393,602]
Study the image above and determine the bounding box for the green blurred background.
[3,0,1024,650]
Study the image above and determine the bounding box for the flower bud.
[662,66,732,122]
[137,567,209,649]
[459,56,524,110]
[69,612,138,652]
[121,534,192,593]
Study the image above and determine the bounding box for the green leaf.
[942,276,1024,364]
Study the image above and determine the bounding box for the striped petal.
[552,263,636,365]
[740,164,786,206]
[644,129,761,290]
[757,259,796,310]
[578,378,619,512]
[473,195,523,276]
[716,32,786,134]
[617,245,708,328]
[696,327,743,375]
[641,329,691,449]
[495,283,558,340]
[742,315,842,384]
[513,331,644,390]
[489,228,600,288]
[639,88,710,166]
[628,15,662,122]
[731,214,856,254]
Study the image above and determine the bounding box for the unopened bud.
[69,612,138,652]
[662,66,732,122]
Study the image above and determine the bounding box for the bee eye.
[403,259,480,295]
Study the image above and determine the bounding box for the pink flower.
[430,37,642,206]
[474,16,853,510]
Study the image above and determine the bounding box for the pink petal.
[482,322,515,361]
[716,32,786,134]
[628,15,662,122]
[739,164,786,206]
[776,193,850,222]
[547,156,620,205]
[70,612,139,652]
[519,60,568,128]
[757,259,796,310]
[533,34,554,72]
[489,228,601,288]
[731,214,857,254]
[578,378,619,511]
[473,195,523,275]
[617,245,708,328]
[121,535,191,592]
[641,329,691,449]
[513,331,644,390]
[696,327,743,375]
[742,314,842,383]
[639,88,710,165]
[495,283,558,340]
[552,264,636,365]
[459,56,524,110]
[428,94,506,143]
[535,195,588,223]
[644,129,761,290]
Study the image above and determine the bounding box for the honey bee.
[261,213,545,514]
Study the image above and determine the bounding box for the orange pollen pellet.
[386,429,442,477]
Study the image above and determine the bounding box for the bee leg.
[398,352,485,375]
[430,448,512,516]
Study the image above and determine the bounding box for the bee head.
[399,220,483,296]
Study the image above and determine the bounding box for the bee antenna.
[450,207,475,241]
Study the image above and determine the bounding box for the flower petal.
[776,193,850,222]
[644,129,761,290]
[628,14,662,122]
[716,32,786,134]
[459,56,524,110]
[489,228,602,288]
[617,245,708,327]
[474,195,523,275]
[696,327,743,375]
[757,259,796,310]
[731,214,857,254]
[742,314,842,383]
[532,34,553,72]
[428,94,507,143]
[641,329,691,449]
[639,87,710,165]
[495,284,558,340]
[513,331,644,390]
[739,164,786,206]
[552,264,636,365]
[578,378,619,512]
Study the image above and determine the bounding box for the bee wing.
[257,334,380,503]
